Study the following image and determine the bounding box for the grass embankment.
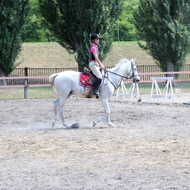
[16,41,156,68]
[15,41,190,68]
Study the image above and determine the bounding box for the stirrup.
[91,90,99,98]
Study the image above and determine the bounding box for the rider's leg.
[92,78,101,96]
[89,62,102,96]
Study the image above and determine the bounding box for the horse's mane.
[110,58,130,72]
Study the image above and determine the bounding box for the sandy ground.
[0,93,190,190]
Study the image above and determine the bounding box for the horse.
[49,58,140,128]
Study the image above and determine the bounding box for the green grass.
[113,41,146,46]
[28,87,54,99]
[0,87,54,100]
[124,82,190,95]
[113,41,137,46]
[16,41,156,68]
[1,82,189,100]
[16,41,190,69]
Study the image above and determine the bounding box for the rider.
[89,34,105,96]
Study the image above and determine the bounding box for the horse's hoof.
[108,123,116,127]
[65,125,70,129]
[70,123,80,129]
[52,122,55,127]
[138,98,142,102]
[93,121,96,127]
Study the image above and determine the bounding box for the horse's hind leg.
[52,97,70,128]
[52,98,60,127]
[58,97,70,128]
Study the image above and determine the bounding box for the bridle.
[103,60,138,90]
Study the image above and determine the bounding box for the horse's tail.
[49,73,58,95]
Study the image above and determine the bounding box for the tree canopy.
[114,0,139,41]
[0,0,29,79]
[24,0,138,42]
[39,0,121,71]
[134,0,190,79]
[23,0,55,42]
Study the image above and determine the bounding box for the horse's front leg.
[102,98,116,127]
[93,98,115,127]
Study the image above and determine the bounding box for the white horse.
[49,58,140,128]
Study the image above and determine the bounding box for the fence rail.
[3,64,190,85]
[1,71,190,99]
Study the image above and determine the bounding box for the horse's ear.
[133,58,136,62]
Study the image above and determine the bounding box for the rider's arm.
[93,53,105,70]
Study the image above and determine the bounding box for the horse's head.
[129,58,140,83]
[108,58,140,88]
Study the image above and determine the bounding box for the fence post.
[24,67,28,99]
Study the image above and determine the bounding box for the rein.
[103,61,136,90]
[103,75,120,90]
[104,69,132,80]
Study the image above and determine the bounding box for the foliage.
[23,0,140,43]
[0,0,29,76]
[22,0,140,43]
[134,0,190,75]
[114,0,139,41]
[23,0,55,42]
[38,0,122,71]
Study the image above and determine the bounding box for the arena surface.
[0,94,190,189]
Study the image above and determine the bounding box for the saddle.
[79,67,102,87]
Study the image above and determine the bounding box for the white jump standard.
[150,77,175,103]
[116,80,140,101]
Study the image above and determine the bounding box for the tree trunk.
[166,58,177,87]
[0,66,7,85]
[0,0,4,12]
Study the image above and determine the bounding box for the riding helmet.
[91,34,101,41]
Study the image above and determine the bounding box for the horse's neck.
[106,69,124,89]
[111,66,127,79]
[107,63,130,88]
[114,67,127,76]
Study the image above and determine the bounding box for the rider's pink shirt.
[90,43,98,62]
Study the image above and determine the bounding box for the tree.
[134,0,190,84]
[23,0,55,42]
[114,0,139,41]
[0,0,29,84]
[38,0,121,71]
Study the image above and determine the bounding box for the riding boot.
[91,78,101,97]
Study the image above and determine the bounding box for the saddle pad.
[79,72,92,87]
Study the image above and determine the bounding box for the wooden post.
[24,67,28,99]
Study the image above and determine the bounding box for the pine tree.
[134,0,190,83]
[0,0,29,83]
[38,0,121,71]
